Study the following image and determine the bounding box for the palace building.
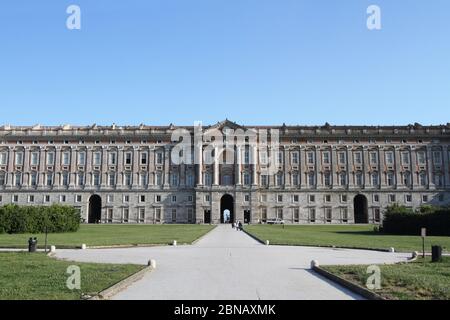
[0,120,449,224]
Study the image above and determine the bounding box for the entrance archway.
[353,194,368,224]
[220,194,234,223]
[88,195,102,224]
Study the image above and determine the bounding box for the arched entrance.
[354,194,368,224]
[88,195,102,224]
[220,194,234,224]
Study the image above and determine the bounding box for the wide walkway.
[54,225,410,300]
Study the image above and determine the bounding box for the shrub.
[381,204,450,236]
[0,204,80,234]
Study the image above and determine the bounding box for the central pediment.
[206,119,245,133]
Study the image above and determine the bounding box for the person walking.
[238,221,243,231]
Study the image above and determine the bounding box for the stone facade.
[0,120,449,225]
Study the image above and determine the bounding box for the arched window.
[339,172,347,186]
[371,172,379,186]
[403,171,412,187]
[419,171,427,186]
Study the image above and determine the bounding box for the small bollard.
[389,247,395,253]
[148,259,157,269]
[412,251,419,259]
[173,240,177,246]
[81,244,87,250]
[266,240,270,246]
[50,245,56,253]
[310,260,319,268]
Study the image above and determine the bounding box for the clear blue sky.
[0,0,449,126]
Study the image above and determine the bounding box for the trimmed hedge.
[0,204,80,234]
[381,204,450,236]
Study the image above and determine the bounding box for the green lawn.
[245,225,450,253]
[0,252,144,300]
[0,224,215,248]
[322,257,450,300]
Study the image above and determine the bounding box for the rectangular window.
[156,195,162,202]
[277,195,283,202]
[325,194,331,202]
[405,194,412,203]
[341,208,348,222]
[141,152,148,165]
[292,173,299,186]
[93,173,100,186]
[261,208,267,222]
[15,152,24,165]
[46,172,54,186]
[62,152,70,166]
[322,152,330,164]
[77,152,86,165]
[76,195,82,203]
[354,152,362,165]
[171,209,177,222]
[108,153,117,165]
[373,194,380,202]
[0,172,6,186]
[385,152,394,165]
[125,152,132,165]
[156,152,163,165]
[291,152,299,165]
[138,208,145,223]
[108,173,116,186]
[30,152,39,166]
[30,172,38,186]
[123,208,129,223]
[309,208,316,222]
[276,208,283,220]
[433,151,442,165]
[15,172,22,186]
[308,194,315,203]
[46,152,55,166]
[107,208,113,223]
[293,195,299,203]
[370,152,378,164]
[401,152,410,165]
[259,151,268,165]
[0,152,7,165]
[338,152,346,165]
[62,172,69,186]
[374,208,381,222]
[277,151,283,165]
[260,175,269,187]
[293,208,300,223]
[93,152,101,166]
[417,151,426,165]
[307,152,314,164]
[325,208,332,222]
[44,195,50,203]
[389,194,396,202]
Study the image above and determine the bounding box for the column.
[394,146,402,189]
[23,147,30,188]
[252,145,258,186]
[86,147,93,186]
[117,147,124,186]
[163,145,170,188]
[443,145,450,188]
[410,147,418,188]
[363,147,371,187]
[38,147,46,187]
[426,146,435,189]
[70,147,77,187]
[213,146,219,186]
[133,146,140,188]
[196,145,203,186]
[331,147,337,188]
[101,147,108,187]
[300,147,307,188]
[378,147,385,189]
[283,146,289,187]
[54,148,61,187]
[235,145,242,185]
[347,147,354,188]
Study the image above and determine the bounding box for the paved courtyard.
[54,225,410,300]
